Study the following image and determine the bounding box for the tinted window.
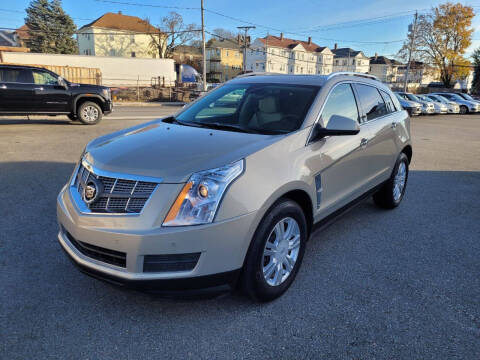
[0,68,33,83]
[355,84,388,121]
[321,83,359,127]
[32,70,57,85]
[176,83,319,135]
[380,90,396,113]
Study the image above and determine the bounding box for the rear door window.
[354,84,388,121]
[380,90,397,113]
[321,83,359,127]
[0,68,33,83]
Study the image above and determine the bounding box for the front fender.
[73,94,106,115]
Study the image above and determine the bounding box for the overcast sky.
[2,0,480,57]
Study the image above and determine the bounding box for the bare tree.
[211,28,237,40]
[148,12,200,59]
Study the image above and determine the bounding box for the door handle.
[34,87,44,91]
[0,84,6,89]
[360,138,368,147]
[391,122,397,129]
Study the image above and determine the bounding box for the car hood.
[84,119,280,183]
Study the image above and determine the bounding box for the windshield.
[405,93,421,102]
[429,95,445,103]
[461,93,474,101]
[418,95,431,102]
[175,83,320,135]
[445,93,464,101]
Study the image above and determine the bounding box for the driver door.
[31,69,70,113]
[307,82,373,219]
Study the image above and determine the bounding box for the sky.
[2,0,480,58]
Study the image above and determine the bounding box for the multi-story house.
[246,34,333,75]
[396,61,440,87]
[332,46,370,73]
[206,38,243,82]
[369,55,403,83]
[77,12,165,58]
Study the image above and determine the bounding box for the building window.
[109,49,116,56]
[109,34,114,41]
[261,63,265,70]
[130,34,135,43]
[290,66,293,73]
[226,50,229,56]
[131,51,136,57]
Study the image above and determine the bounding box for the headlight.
[101,88,111,99]
[163,159,244,226]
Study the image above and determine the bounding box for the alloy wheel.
[82,105,99,122]
[393,161,407,202]
[262,217,301,286]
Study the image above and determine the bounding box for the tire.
[67,113,77,121]
[241,199,307,302]
[77,101,103,125]
[373,152,409,209]
[460,105,468,114]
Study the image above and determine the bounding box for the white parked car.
[396,92,435,115]
[426,94,460,114]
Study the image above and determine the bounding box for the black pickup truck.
[0,64,112,125]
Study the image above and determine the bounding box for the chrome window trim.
[69,159,162,216]
[305,79,402,145]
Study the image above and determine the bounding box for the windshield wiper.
[189,121,258,134]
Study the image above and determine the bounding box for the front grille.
[74,164,157,214]
[143,253,201,273]
[64,230,126,268]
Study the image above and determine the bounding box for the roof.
[206,38,241,50]
[174,45,202,55]
[15,25,30,40]
[258,35,327,53]
[78,12,158,33]
[332,48,368,59]
[369,56,403,66]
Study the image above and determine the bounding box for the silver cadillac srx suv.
[57,72,412,301]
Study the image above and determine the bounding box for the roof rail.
[234,71,282,78]
[326,72,378,81]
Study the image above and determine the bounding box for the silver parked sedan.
[396,92,435,115]
[417,95,448,114]
[57,72,412,301]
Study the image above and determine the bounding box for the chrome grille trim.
[69,160,162,215]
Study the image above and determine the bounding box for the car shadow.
[0,116,79,125]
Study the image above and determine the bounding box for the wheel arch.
[401,144,413,164]
[73,95,105,115]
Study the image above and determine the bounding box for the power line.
[0,27,201,35]
[94,0,200,10]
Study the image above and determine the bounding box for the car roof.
[0,64,47,71]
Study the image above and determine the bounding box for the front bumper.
[104,100,113,115]
[57,185,260,292]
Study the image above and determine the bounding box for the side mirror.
[57,77,68,89]
[310,115,360,142]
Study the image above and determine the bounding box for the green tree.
[25,0,77,54]
[471,48,480,94]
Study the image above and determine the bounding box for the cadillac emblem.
[82,178,103,204]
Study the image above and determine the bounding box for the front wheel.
[78,101,103,125]
[241,199,307,302]
[460,105,468,114]
[373,153,409,209]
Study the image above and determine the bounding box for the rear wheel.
[373,153,409,209]
[78,101,103,125]
[241,199,307,302]
[460,105,468,114]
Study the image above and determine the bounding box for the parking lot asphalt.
[1,109,479,359]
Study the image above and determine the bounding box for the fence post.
[137,75,140,101]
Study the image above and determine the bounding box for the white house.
[332,46,370,73]
[246,34,333,75]
[369,55,403,83]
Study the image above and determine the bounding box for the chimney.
[308,37,312,45]
[118,11,122,14]
[280,33,284,41]
[237,34,241,44]
[334,43,338,50]
[375,52,378,60]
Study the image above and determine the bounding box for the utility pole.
[404,11,418,92]
[201,0,207,91]
[237,26,256,72]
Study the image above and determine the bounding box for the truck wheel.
[373,153,409,209]
[78,101,103,125]
[241,199,307,302]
